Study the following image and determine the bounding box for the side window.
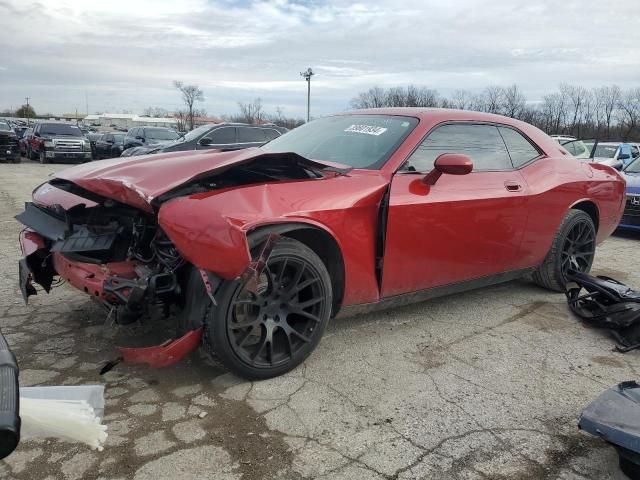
[237,127,266,143]
[205,127,236,144]
[631,146,639,159]
[497,127,541,167]
[105,134,113,142]
[404,123,512,172]
[263,129,281,141]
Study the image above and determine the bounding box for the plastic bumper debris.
[579,381,640,478]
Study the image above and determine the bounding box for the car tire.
[532,209,596,292]
[39,151,50,164]
[205,237,332,380]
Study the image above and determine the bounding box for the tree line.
[350,84,640,142]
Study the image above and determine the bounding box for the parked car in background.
[28,122,92,164]
[552,136,593,159]
[85,132,103,159]
[94,133,126,159]
[619,156,640,231]
[593,142,640,168]
[0,119,20,163]
[19,128,33,156]
[17,108,625,379]
[121,123,287,157]
[13,126,29,140]
[79,126,96,135]
[121,127,180,154]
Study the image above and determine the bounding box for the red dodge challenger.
[16,108,625,379]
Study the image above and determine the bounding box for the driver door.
[381,123,531,297]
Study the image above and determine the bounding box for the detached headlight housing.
[44,140,54,148]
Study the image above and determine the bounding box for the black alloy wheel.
[532,209,596,292]
[560,218,595,277]
[207,238,332,379]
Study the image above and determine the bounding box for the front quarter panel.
[158,173,390,306]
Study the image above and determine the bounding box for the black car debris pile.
[566,270,640,479]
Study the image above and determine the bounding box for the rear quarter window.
[497,127,542,167]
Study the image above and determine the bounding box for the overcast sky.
[1,0,639,118]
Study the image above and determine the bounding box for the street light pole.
[25,97,30,126]
[300,68,314,123]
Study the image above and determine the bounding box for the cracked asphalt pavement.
[1,163,639,479]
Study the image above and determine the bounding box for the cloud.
[0,0,639,117]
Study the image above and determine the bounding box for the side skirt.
[335,268,535,319]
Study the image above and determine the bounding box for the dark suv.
[122,127,180,153]
[28,123,91,163]
[94,133,126,159]
[120,123,287,157]
[0,120,20,163]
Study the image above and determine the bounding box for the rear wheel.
[532,209,596,291]
[205,238,332,380]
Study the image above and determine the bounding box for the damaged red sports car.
[16,108,626,379]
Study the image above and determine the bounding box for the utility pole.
[300,68,314,123]
[85,92,88,116]
[25,97,30,126]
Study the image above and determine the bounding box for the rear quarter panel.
[517,156,625,268]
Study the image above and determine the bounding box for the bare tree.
[450,89,472,110]
[173,80,204,130]
[483,86,505,114]
[596,85,621,140]
[501,84,526,118]
[349,87,387,109]
[618,87,640,141]
[561,84,589,136]
[173,110,188,132]
[237,98,264,124]
[143,106,169,117]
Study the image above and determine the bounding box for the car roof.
[344,107,560,155]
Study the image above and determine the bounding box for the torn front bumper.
[18,228,138,305]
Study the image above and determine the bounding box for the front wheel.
[205,238,332,380]
[532,209,596,292]
[39,151,50,164]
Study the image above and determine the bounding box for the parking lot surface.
[1,162,638,479]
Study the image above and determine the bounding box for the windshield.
[0,121,12,131]
[593,144,618,159]
[561,139,591,159]
[146,128,179,140]
[625,156,640,174]
[261,115,418,169]
[40,124,83,136]
[179,124,215,143]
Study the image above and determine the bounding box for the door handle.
[504,181,522,192]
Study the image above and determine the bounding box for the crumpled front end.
[16,180,186,326]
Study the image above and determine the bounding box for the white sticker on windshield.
[344,124,388,136]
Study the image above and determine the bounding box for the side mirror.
[34,132,40,137]
[107,139,114,144]
[612,161,624,171]
[135,136,144,141]
[199,137,213,146]
[424,153,473,185]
